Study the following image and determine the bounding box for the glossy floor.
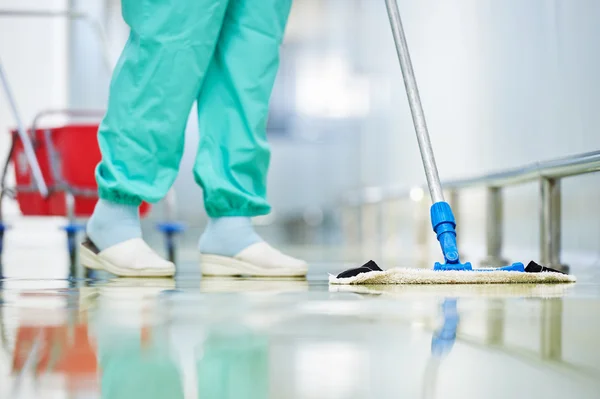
[1,258,600,399]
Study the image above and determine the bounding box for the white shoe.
[200,242,308,277]
[80,237,175,277]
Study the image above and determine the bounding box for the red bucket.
[11,124,151,217]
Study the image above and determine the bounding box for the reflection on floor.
[1,259,600,399]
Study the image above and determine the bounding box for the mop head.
[329,260,576,285]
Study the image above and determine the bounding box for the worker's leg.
[194,0,293,219]
[83,0,230,276]
[194,0,307,276]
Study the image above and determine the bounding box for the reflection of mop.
[422,299,458,399]
[331,3,575,285]
[329,282,575,299]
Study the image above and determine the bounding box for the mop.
[330,1,575,285]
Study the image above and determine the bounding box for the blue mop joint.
[430,202,524,272]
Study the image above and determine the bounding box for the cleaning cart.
[0,10,184,279]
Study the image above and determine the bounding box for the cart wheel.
[84,267,96,280]
[156,222,186,264]
[61,224,85,280]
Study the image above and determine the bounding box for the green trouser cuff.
[204,202,271,218]
[98,187,143,207]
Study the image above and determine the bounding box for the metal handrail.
[444,150,600,190]
[343,150,600,272]
[346,150,600,204]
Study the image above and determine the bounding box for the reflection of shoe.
[80,238,175,277]
[200,242,308,277]
[79,286,100,311]
[200,276,308,293]
[93,278,176,328]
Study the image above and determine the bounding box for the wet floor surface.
[1,261,600,399]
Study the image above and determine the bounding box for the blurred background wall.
[1,0,599,269]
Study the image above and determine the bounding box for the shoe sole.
[80,244,175,278]
[200,254,308,277]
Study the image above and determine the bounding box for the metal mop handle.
[384,0,444,204]
[384,0,472,270]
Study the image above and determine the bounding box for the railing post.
[447,189,462,257]
[361,202,373,259]
[376,200,385,260]
[540,178,569,273]
[381,199,394,261]
[64,192,81,280]
[481,187,509,267]
[341,204,357,248]
[373,200,385,261]
[355,204,363,252]
[414,195,429,267]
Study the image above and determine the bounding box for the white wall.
[0,0,70,273]
[68,0,110,109]
[359,0,600,185]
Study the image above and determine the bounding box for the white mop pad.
[329,267,576,285]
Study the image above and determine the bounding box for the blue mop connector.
[430,202,472,271]
[430,202,525,272]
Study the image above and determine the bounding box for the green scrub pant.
[96,0,292,217]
